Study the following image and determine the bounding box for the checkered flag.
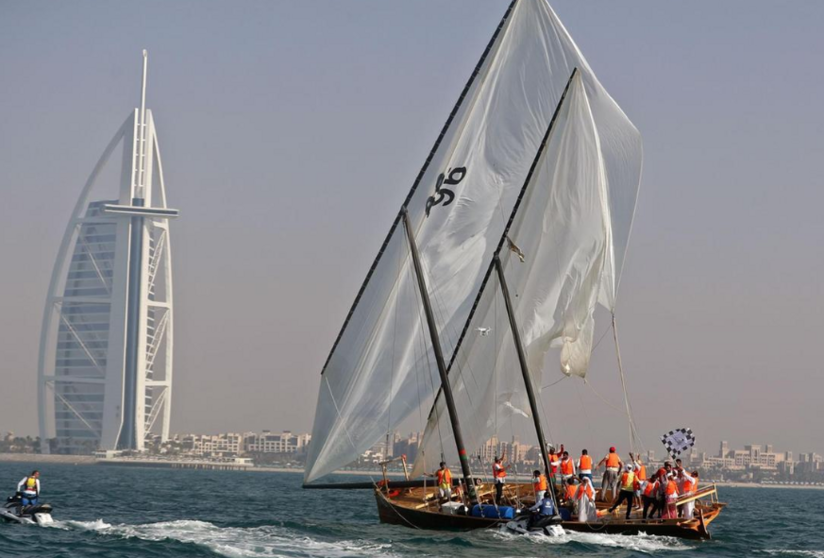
[660,428,695,460]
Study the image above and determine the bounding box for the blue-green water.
[0,461,821,557]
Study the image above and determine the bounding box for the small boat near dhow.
[303,0,724,539]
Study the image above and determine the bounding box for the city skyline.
[1,1,823,457]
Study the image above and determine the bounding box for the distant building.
[38,53,177,455]
[244,430,309,454]
[719,440,729,458]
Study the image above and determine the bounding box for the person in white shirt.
[678,469,697,519]
[17,470,40,507]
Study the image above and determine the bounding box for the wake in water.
[47,517,699,557]
[50,519,398,558]
[761,552,824,558]
[491,527,694,554]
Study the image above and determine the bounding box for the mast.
[483,69,580,517]
[494,256,560,516]
[402,208,478,504]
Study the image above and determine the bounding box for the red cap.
[609,447,616,452]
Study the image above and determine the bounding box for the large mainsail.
[305,0,642,484]
[413,69,639,476]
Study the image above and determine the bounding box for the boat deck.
[376,481,724,539]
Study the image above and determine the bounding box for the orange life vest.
[606,452,620,468]
[579,455,592,471]
[436,468,452,488]
[636,464,647,480]
[665,479,678,496]
[549,453,559,473]
[576,483,594,500]
[565,484,577,500]
[643,480,657,497]
[533,474,548,492]
[620,471,637,492]
[561,459,574,475]
[493,463,507,479]
[683,476,695,493]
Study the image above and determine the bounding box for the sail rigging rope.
[541,375,567,390]
[612,313,645,454]
[574,379,597,453]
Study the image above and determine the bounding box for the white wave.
[762,551,824,558]
[492,527,693,553]
[53,518,398,558]
[49,518,113,531]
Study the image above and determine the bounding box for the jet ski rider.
[17,470,40,508]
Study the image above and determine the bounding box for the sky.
[0,0,822,459]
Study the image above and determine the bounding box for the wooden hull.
[375,482,724,540]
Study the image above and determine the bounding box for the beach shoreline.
[2,454,822,490]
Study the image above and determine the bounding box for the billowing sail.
[413,70,638,476]
[305,0,642,483]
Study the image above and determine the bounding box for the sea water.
[0,461,821,557]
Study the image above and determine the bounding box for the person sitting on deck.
[575,476,596,522]
[662,472,680,519]
[527,493,556,529]
[563,477,578,515]
[531,469,548,503]
[597,447,623,502]
[492,455,507,504]
[641,472,660,519]
[425,462,452,502]
[607,463,640,519]
[577,449,593,482]
[559,451,576,485]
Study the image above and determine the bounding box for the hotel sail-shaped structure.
[37,51,178,454]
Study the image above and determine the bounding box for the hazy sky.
[1,1,822,459]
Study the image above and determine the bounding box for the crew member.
[641,473,659,519]
[532,469,548,503]
[548,446,560,477]
[576,476,596,522]
[679,469,697,519]
[662,473,679,519]
[607,463,639,519]
[577,449,593,482]
[562,477,578,516]
[563,477,578,501]
[632,453,647,481]
[17,470,40,508]
[559,451,576,485]
[492,455,507,504]
[597,447,623,502]
[426,462,452,502]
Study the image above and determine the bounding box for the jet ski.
[1,494,54,525]
[505,512,564,537]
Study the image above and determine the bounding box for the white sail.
[305,0,641,483]
[413,72,635,476]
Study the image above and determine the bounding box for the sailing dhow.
[304,0,723,539]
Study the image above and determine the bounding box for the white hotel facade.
[38,52,177,454]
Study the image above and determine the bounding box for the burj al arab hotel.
[38,52,178,454]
